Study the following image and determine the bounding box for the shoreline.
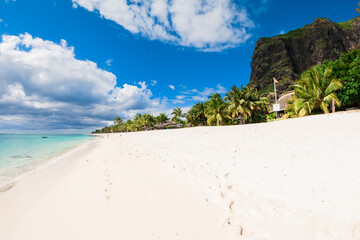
[0,136,99,192]
[1,112,360,239]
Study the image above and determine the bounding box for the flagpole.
[274,77,278,119]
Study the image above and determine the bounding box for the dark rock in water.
[248,17,360,96]
[42,136,48,138]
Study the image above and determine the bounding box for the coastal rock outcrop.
[248,16,360,95]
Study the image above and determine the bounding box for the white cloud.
[0,33,165,132]
[0,19,3,23]
[72,0,255,51]
[171,95,186,104]
[279,30,285,35]
[190,84,227,101]
[169,85,227,104]
[172,99,185,104]
[150,80,157,86]
[175,95,185,100]
[179,89,199,94]
[169,85,175,90]
[105,58,113,66]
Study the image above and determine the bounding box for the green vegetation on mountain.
[248,16,360,96]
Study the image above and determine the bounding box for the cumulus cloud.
[0,33,164,132]
[169,85,175,90]
[72,0,255,51]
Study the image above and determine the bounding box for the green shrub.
[330,49,360,108]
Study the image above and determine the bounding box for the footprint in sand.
[224,217,244,236]
[228,200,242,211]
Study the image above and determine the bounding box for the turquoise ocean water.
[0,134,95,186]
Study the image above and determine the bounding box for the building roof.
[270,91,294,112]
[278,91,295,111]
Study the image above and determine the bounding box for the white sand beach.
[1,111,360,240]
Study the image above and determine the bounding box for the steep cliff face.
[248,17,360,95]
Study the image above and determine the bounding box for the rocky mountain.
[248,16,360,96]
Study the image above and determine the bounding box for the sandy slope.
[1,111,360,240]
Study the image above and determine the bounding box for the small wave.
[0,182,16,192]
[11,155,32,159]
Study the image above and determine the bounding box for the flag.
[273,77,279,84]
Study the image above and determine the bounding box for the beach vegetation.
[186,102,207,126]
[171,107,185,123]
[225,85,269,124]
[93,85,271,133]
[205,93,229,126]
[285,65,342,117]
[283,48,360,119]
[114,116,123,125]
[266,112,276,122]
[156,113,169,124]
[328,49,360,108]
[141,113,156,128]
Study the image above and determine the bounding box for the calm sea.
[0,134,95,186]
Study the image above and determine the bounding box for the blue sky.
[0,0,358,133]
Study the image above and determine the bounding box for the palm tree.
[130,113,143,131]
[171,107,184,123]
[133,113,142,121]
[225,86,269,124]
[225,85,252,123]
[186,102,206,126]
[286,65,342,117]
[156,113,169,124]
[124,120,136,132]
[114,116,123,125]
[245,87,269,123]
[193,102,206,125]
[141,113,155,128]
[205,94,228,126]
